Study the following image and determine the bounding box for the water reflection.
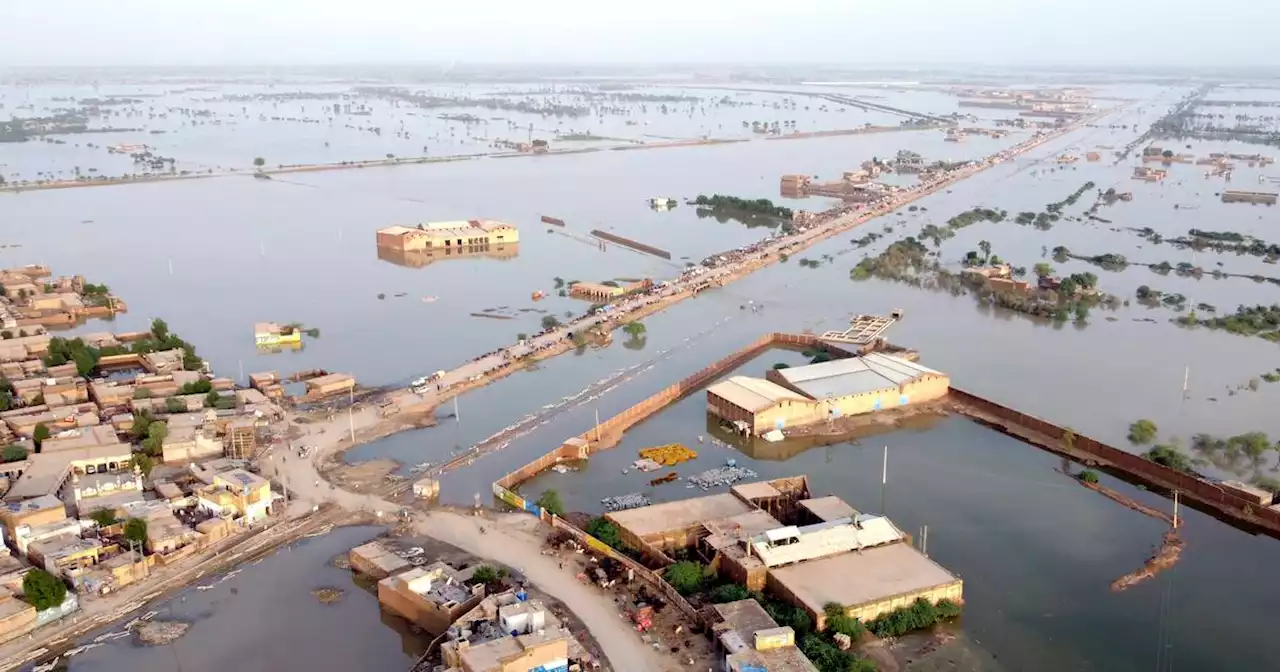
[376,242,520,268]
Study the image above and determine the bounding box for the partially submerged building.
[708,353,950,436]
[377,562,484,635]
[376,221,519,253]
[606,476,962,631]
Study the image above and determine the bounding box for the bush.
[541,316,562,330]
[471,565,507,586]
[165,397,186,414]
[585,517,623,548]
[1,444,26,463]
[823,602,865,638]
[866,597,959,638]
[124,518,148,546]
[179,379,213,395]
[22,569,66,611]
[1128,419,1158,445]
[535,489,565,517]
[1078,469,1100,484]
[88,508,119,527]
[663,561,706,595]
[709,583,752,604]
[32,423,50,452]
[133,388,152,399]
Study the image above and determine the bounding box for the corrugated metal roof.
[708,376,809,413]
[774,354,941,400]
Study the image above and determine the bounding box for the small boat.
[762,429,784,442]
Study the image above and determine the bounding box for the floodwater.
[512,346,1280,671]
[29,526,427,672]
[6,77,1280,670]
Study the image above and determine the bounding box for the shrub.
[32,423,50,452]
[709,583,751,604]
[22,569,66,611]
[1,444,26,463]
[471,565,507,586]
[663,561,706,595]
[535,489,565,517]
[124,518,148,546]
[585,517,623,548]
[88,508,119,527]
[823,602,865,638]
[866,597,959,638]
[1128,419,1158,445]
[165,397,186,414]
[1078,469,1100,484]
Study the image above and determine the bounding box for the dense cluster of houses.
[0,282,293,644]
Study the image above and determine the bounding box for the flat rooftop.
[769,542,960,614]
[799,496,859,522]
[606,492,753,539]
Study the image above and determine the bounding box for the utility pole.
[454,396,460,424]
[1172,491,1180,529]
[595,408,601,442]
[348,386,356,443]
[880,445,888,515]
[922,525,929,557]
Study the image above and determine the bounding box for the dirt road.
[416,510,682,672]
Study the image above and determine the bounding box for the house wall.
[376,579,480,635]
[764,572,963,631]
[493,639,569,672]
[819,375,950,418]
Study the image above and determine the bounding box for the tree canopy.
[1128,419,1158,445]
[22,569,67,611]
[585,516,622,548]
[663,561,706,596]
[535,489,565,517]
[124,518,149,546]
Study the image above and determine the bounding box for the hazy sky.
[1,0,1272,69]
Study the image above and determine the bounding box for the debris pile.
[602,493,651,511]
[688,466,757,490]
[312,587,346,604]
[134,621,190,646]
[638,443,698,466]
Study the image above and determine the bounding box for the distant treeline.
[692,194,793,219]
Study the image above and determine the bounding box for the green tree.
[1034,262,1054,278]
[622,322,647,337]
[22,569,66,611]
[1128,419,1158,445]
[471,565,507,586]
[150,318,169,342]
[978,239,992,263]
[585,516,622,548]
[1,444,26,463]
[205,390,221,407]
[88,508,119,527]
[709,584,751,603]
[124,518,148,546]
[32,423,49,453]
[1078,469,1100,484]
[541,315,561,331]
[133,454,156,478]
[133,388,152,400]
[253,157,266,169]
[142,421,167,456]
[535,489,565,516]
[663,561,706,596]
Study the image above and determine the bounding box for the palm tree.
[978,240,992,264]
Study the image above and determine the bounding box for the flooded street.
[32,526,425,672]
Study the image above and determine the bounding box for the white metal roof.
[774,353,942,400]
